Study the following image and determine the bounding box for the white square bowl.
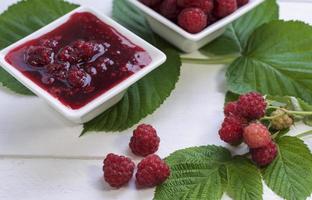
[128,0,265,53]
[0,6,166,124]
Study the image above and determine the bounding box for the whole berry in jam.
[237,0,249,7]
[57,45,78,64]
[219,115,247,145]
[25,46,53,67]
[177,0,214,14]
[103,153,135,188]
[72,40,102,61]
[136,154,170,187]
[67,67,91,88]
[250,141,277,166]
[40,37,60,49]
[46,63,69,81]
[139,0,162,6]
[243,123,271,148]
[237,92,267,120]
[129,124,160,157]
[224,101,239,117]
[214,0,238,18]
[159,0,180,20]
[178,8,207,33]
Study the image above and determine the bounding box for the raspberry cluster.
[140,0,249,33]
[219,92,277,166]
[103,124,170,188]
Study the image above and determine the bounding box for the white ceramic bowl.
[0,6,166,124]
[128,0,265,53]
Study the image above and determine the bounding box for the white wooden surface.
[0,1,312,200]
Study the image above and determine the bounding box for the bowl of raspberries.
[128,0,264,52]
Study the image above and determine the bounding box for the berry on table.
[214,0,238,18]
[219,115,247,145]
[129,124,160,157]
[136,154,170,187]
[159,0,180,20]
[25,46,54,67]
[103,153,135,188]
[237,0,249,7]
[224,101,239,117]
[250,141,277,166]
[243,123,271,148]
[237,92,267,120]
[271,109,294,130]
[139,0,162,7]
[178,8,208,33]
[177,0,214,14]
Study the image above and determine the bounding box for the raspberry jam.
[5,12,152,109]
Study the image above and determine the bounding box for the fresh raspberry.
[237,92,267,120]
[178,8,207,33]
[224,101,239,116]
[219,115,247,145]
[214,0,238,18]
[237,0,249,7]
[177,0,214,14]
[25,46,54,67]
[136,154,170,187]
[67,67,91,88]
[103,153,135,188]
[159,0,180,20]
[250,141,277,166]
[243,123,271,148]
[139,0,162,7]
[129,124,160,157]
[271,109,294,130]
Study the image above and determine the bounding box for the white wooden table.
[0,0,312,199]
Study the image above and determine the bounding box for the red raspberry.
[139,0,162,7]
[243,123,271,148]
[136,154,170,187]
[129,124,160,157]
[214,0,237,18]
[177,0,214,14]
[46,63,69,81]
[250,141,277,166]
[178,8,207,33]
[57,45,78,63]
[237,0,249,7]
[25,46,54,67]
[72,40,100,61]
[237,92,267,120]
[159,0,180,20]
[103,153,135,188]
[67,67,91,88]
[219,115,247,145]
[224,101,239,116]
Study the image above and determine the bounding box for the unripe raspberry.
[271,109,294,130]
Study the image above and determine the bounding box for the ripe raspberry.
[72,40,100,61]
[250,141,277,166]
[177,0,214,14]
[139,0,162,7]
[136,154,170,187]
[214,0,238,18]
[67,67,91,88]
[103,153,135,188]
[178,8,207,33]
[159,0,180,19]
[271,109,294,130]
[237,92,267,120]
[129,124,160,157]
[57,45,78,63]
[219,115,247,145]
[224,101,239,116]
[237,0,249,7]
[243,123,271,148]
[25,46,54,67]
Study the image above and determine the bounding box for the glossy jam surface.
[5,12,152,109]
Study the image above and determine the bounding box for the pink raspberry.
[237,92,267,120]
[159,0,180,19]
[224,101,239,116]
[139,0,162,7]
[243,123,271,148]
[25,46,54,67]
[250,141,277,166]
[214,0,238,18]
[177,0,214,14]
[103,153,135,188]
[136,154,170,187]
[237,0,249,7]
[219,115,247,145]
[178,8,207,33]
[129,124,160,157]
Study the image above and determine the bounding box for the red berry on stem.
[214,0,238,18]
[224,101,239,116]
[178,8,207,33]
[237,92,267,120]
[159,0,180,19]
[129,124,160,157]
[250,141,277,166]
[243,123,271,148]
[103,153,135,188]
[219,115,247,145]
[177,0,214,14]
[136,154,170,187]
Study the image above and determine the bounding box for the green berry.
[271,109,293,130]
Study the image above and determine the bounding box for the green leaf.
[225,91,240,104]
[227,21,312,105]
[226,156,263,200]
[263,136,312,200]
[200,0,278,55]
[0,0,78,94]
[81,0,181,133]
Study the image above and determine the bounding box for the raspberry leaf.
[263,136,312,200]
[0,0,78,95]
[200,0,278,55]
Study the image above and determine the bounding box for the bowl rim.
[128,0,265,41]
[0,6,166,121]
